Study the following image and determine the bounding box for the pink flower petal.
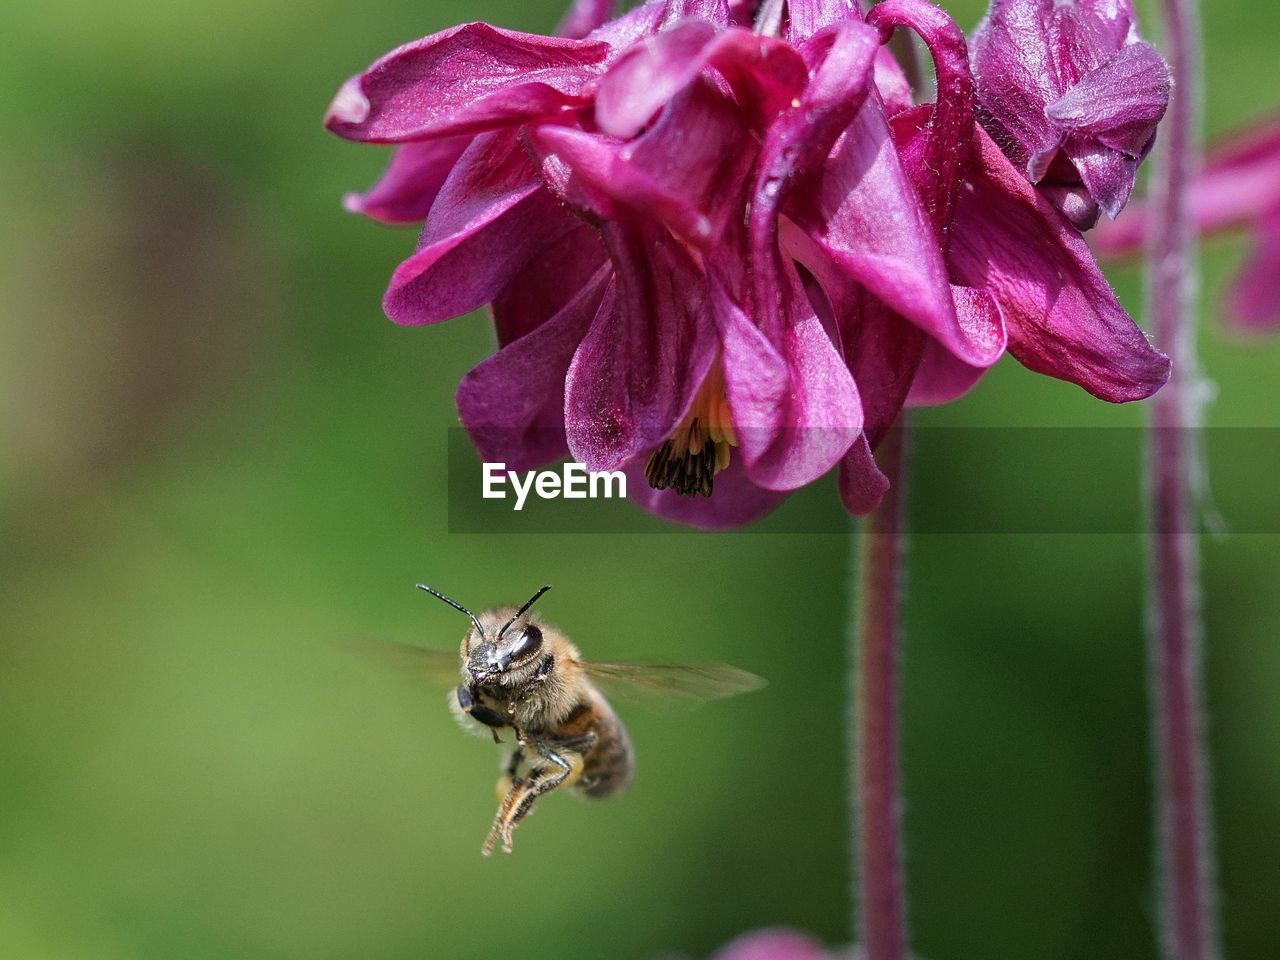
[457,266,612,470]
[868,0,978,236]
[703,29,812,131]
[529,79,754,246]
[1062,135,1140,220]
[343,136,471,224]
[595,20,718,138]
[732,263,864,491]
[799,256,926,449]
[596,24,806,139]
[1201,112,1280,174]
[791,102,991,367]
[1075,0,1143,50]
[1046,41,1171,158]
[582,0,669,48]
[623,456,788,529]
[763,26,981,368]
[750,20,882,341]
[564,222,717,471]
[1041,182,1102,231]
[907,287,1006,405]
[969,0,1065,174]
[949,126,1170,401]
[325,23,610,143]
[490,224,609,346]
[708,262,788,421]
[383,132,578,325]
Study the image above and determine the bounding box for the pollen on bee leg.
[564,751,586,787]
[644,360,737,498]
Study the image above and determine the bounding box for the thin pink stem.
[853,417,908,960]
[1145,0,1218,956]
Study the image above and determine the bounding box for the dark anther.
[644,422,717,499]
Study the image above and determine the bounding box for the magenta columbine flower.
[969,0,1172,229]
[326,0,1170,529]
[1094,111,1280,330]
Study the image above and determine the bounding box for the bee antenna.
[416,583,484,637]
[498,584,552,639]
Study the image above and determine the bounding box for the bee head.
[465,621,544,684]
[417,583,552,686]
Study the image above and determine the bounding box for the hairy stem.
[1145,0,1218,956]
[852,417,909,960]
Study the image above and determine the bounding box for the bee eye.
[508,624,543,660]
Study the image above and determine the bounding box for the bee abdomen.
[578,724,634,798]
[557,697,595,732]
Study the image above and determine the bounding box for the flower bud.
[970,0,1172,228]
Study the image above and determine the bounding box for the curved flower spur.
[325,0,1170,530]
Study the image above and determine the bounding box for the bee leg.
[490,768,554,855]
[501,742,586,835]
[483,774,537,856]
[497,773,546,852]
[481,745,585,856]
[528,738,591,786]
[457,685,507,744]
[550,733,596,753]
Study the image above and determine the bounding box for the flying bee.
[396,583,764,855]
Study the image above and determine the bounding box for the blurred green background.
[1,1,1277,958]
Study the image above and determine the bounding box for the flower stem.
[852,416,909,960]
[1145,0,1218,956]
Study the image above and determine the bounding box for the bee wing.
[347,640,461,687]
[581,661,766,710]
